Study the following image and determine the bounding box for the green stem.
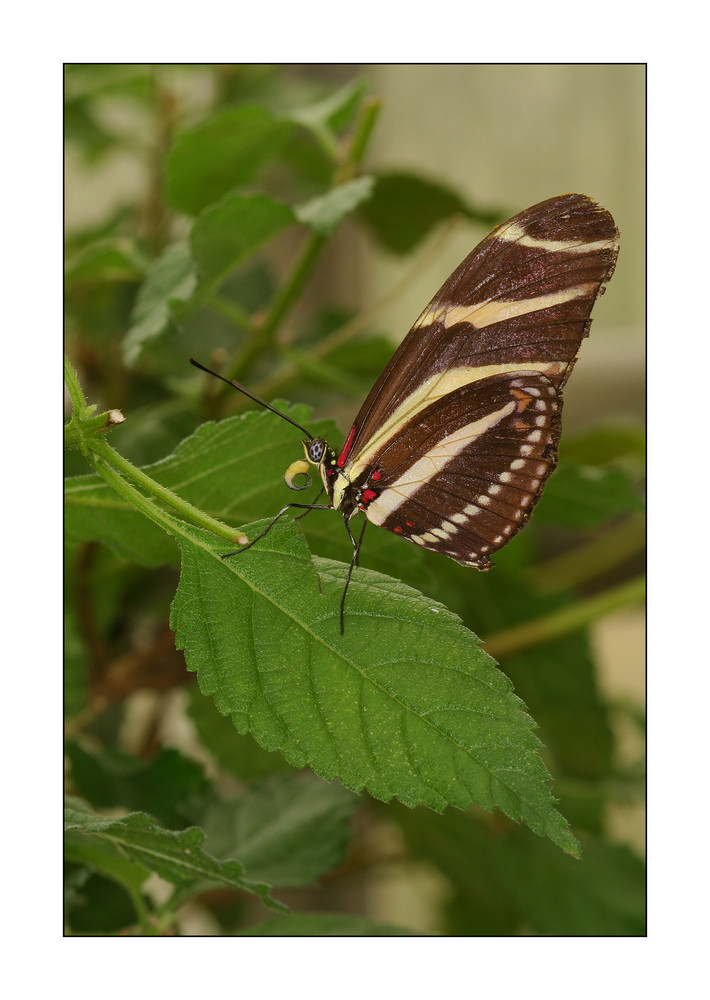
[528,511,646,593]
[90,452,199,542]
[64,354,90,417]
[335,97,382,181]
[89,436,245,545]
[223,231,327,384]
[483,575,645,660]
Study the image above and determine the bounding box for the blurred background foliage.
[64,64,645,935]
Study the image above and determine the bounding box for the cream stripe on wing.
[497,222,618,253]
[347,362,561,481]
[414,283,595,332]
[365,401,516,527]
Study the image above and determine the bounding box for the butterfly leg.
[221,502,332,558]
[339,517,368,634]
[294,486,325,520]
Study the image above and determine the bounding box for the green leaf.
[285,79,369,158]
[357,171,502,254]
[394,803,645,935]
[560,424,646,466]
[65,743,210,829]
[191,192,295,284]
[170,518,579,855]
[394,803,520,935]
[64,796,287,911]
[195,772,358,887]
[498,832,645,935]
[295,176,375,235]
[164,105,292,216]
[122,242,197,366]
[65,238,148,285]
[64,470,180,567]
[534,463,644,529]
[187,684,289,779]
[237,913,418,935]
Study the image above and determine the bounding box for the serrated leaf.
[195,772,358,887]
[169,518,579,855]
[64,796,286,911]
[191,192,295,284]
[237,913,418,935]
[295,176,375,236]
[357,171,502,254]
[164,106,292,216]
[122,242,197,366]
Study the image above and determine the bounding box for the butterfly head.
[284,437,338,496]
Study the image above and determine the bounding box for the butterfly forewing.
[337,193,619,565]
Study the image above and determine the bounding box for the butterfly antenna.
[189,358,314,440]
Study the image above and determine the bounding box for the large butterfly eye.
[306,438,327,464]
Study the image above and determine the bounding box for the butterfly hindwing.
[360,371,562,566]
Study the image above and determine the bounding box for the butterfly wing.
[360,370,562,566]
[337,193,619,563]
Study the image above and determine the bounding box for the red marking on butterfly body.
[337,425,357,468]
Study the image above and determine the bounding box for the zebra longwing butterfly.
[191,193,619,632]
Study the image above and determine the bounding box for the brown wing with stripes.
[340,193,619,476]
[359,371,562,566]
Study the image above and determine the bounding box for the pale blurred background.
[362,64,644,430]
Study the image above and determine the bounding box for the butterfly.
[191,193,619,632]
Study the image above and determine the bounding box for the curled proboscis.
[284,459,312,491]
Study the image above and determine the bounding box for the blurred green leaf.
[295,176,374,235]
[123,242,198,366]
[534,462,644,529]
[65,239,149,286]
[64,796,287,911]
[358,171,502,254]
[194,772,358,887]
[498,832,645,935]
[191,192,295,284]
[560,424,646,466]
[285,78,368,157]
[66,744,210,829]
[165,105,293,216]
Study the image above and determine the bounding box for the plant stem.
[88,435,246,545]
[528,511,646,593]
[483,575,645,660]
[223,231,327,384]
